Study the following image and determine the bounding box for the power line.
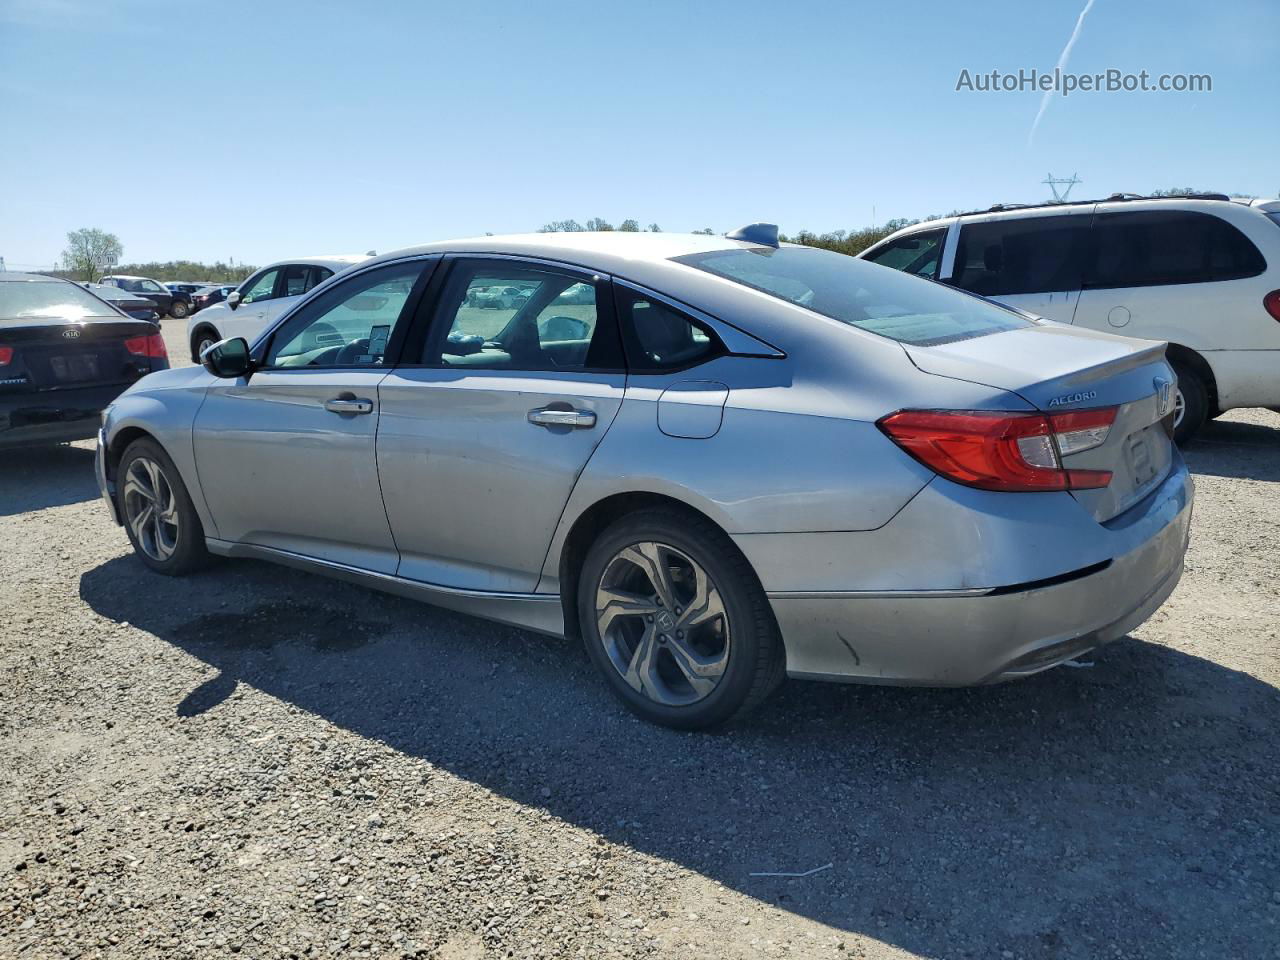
[1043,172,1082,203]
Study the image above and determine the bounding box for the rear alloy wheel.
[578,509,783,729]
[1169,360,1208,444]
[169,300,189,319]
[117,438,208,575]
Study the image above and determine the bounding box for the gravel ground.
[2,316,1278,959]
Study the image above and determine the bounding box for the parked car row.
[93,226,1194,729]
[859,194,1280,442]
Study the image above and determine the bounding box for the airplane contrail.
[1029,0,1098,145]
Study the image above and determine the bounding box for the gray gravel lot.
[2,316,1278,959]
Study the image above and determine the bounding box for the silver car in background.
[95,227,1192,728]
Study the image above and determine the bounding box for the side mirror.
[227,291,241,310]
[201,337,252,378]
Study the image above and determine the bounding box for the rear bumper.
[0,384,127,448]
[753,460,1193,686]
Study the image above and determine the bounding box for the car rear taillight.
[1264,289,1280,323]
[878,408,1116,492]
[124,332,168,359]
[0,346,12,366]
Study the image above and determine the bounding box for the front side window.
[240,269,279,304]
[676,246,1032,347]
[1088,210,1266,288]
[951,215,1090,296]
[863,228,946,279]
[265,261,424,368]
[139,279,165,293]
[424,260,619,371]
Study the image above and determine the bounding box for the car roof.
[257,254,371,271]
[363,231,763,278]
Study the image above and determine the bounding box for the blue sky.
[1,0,1276,270]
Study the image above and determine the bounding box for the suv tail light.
[878,408,1116,492]
[0,346,12,366]
[124,332,168,359]
[1264,289,1280,323]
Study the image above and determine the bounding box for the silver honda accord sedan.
[95,226,1193,728]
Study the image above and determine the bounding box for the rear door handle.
[324,396,374,415]
[528,406,596,429]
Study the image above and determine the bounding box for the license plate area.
[49,353,101,382]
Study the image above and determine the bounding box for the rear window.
[0,281,119,322]
[674,246,1033,346]
[1088,211,1266,288]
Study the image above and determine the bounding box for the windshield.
[0,281,120,322]
[674,245,1033,346]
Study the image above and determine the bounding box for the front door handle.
[324,396,374,415]
[528,406,596,429]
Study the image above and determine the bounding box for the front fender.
[102,368,217,538]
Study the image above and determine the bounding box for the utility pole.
[1043,173,1082,203]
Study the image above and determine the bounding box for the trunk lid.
[905,324,1176,522]
[0,317,164,394]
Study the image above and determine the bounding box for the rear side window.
[613,286,719,371]
[863,228,946,279]
[952,215,1090,296]
[1088,211,1266,288]
[281,264,310,298]
[675,246,1032,347]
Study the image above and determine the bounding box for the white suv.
[186,255,369,362]
[860,194,1280,441]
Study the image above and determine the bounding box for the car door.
[377,256,626,592]
[192,258,434,572]
[947,211,1092,324]
[1072,207,1271,347]
[222,267,280,341]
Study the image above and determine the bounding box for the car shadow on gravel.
[79,555,1280,959]
[1182,416,1280,481]
[0,441,100,516]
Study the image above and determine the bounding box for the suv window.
[281,264,310,298]
[1087,210,1266,288]
[614,287,718,370]
[864,229,946,279]
[307,267,333,291]
[240,268,280,304]
[138,279,165,293]
[952,215,1090,296]
[424,260,620,371]
[266,261,424,368]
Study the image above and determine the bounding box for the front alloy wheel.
[595,541,730,706]
[122,456,180,562]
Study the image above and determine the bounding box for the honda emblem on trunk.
[1154,377,1173,416]
[61,328,81,339]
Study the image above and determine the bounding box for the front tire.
[577,508,784,729]
[191,328,219,363]
[117,438,209,576]
[169,300,189,319]
[1170,360,1208,444]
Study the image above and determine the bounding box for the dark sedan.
[83,283,161,321]
[192,283,237,312]
[1,274,169,448]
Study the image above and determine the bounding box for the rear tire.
[577,507,784,729]
[1170,360,1208,444]
[169,300,189,320]
[117,438,209,576]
